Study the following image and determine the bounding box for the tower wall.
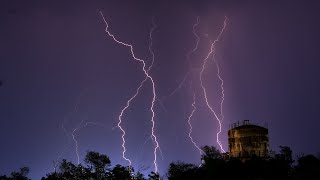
[228,120,269,159]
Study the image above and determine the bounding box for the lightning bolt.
[214,56,225,125]
[100,12,160,173]
[181,16,204,155]
[137,133,164,166]
[199,16,227,153]
[169,16,200,97]
[187,16,201,67]
[148,17,161,173]
[188,92,204,155]
[53,152,64,172]
[55,88,89,167]
[71,119,107,165]
[148,17,156,72]
[61,88,89,139]
[117,79,146,166]
[71,119,85,165]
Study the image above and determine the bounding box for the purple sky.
[1,0,320,179]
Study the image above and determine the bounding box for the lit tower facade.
[228,120,269,160]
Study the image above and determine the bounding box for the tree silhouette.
[167,162,199,180]
[41,151,145,180]
[84,151,111,179]
[135,171,146,180]
[268,146,294,179]
[294,154,320,179]
[109,164,132,180]
[201,145,222,162]
[2,146,320,180]
[201,145,226,179]
[148,171,160,180]
[0,167,30,180]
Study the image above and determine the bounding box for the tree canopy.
[1,146,320,180]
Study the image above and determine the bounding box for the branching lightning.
[199,16,227,153]
[148,17,156,72]
[169,16,200,97]
[100,12,160,173]
[136,133,164,169]
[188,92,204,155]
[148,17,161,173]
[117,78,147,166]
[214,56,225,124]
[71,120,83,165]
[167,16,228,155]
[99,10,227,175]
[55,88,89,167]
[53,152,64,172]
[71,119,107,165]
[187,16,201,67]
[61,88,88,139]
[182,17,204,155]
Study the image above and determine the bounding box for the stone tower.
[228,120,269,160]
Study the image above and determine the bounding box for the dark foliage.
[167,146,320,180]
[0,167,30,180]
[1,147,320,180]
[39,151,140,180]
[147,171,161,180]
[293,154,320,179]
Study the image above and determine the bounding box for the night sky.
[1,0,320,179]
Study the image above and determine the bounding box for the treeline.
[168,146,320,180]
[1,146,320,180]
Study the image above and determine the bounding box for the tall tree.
[0,167,30,180]
[84,151,111,179]
[294,154,320,179]
[148,171,160,180]
[201,146,226,179]
[167,162,199,180]
[109,164,132,180]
